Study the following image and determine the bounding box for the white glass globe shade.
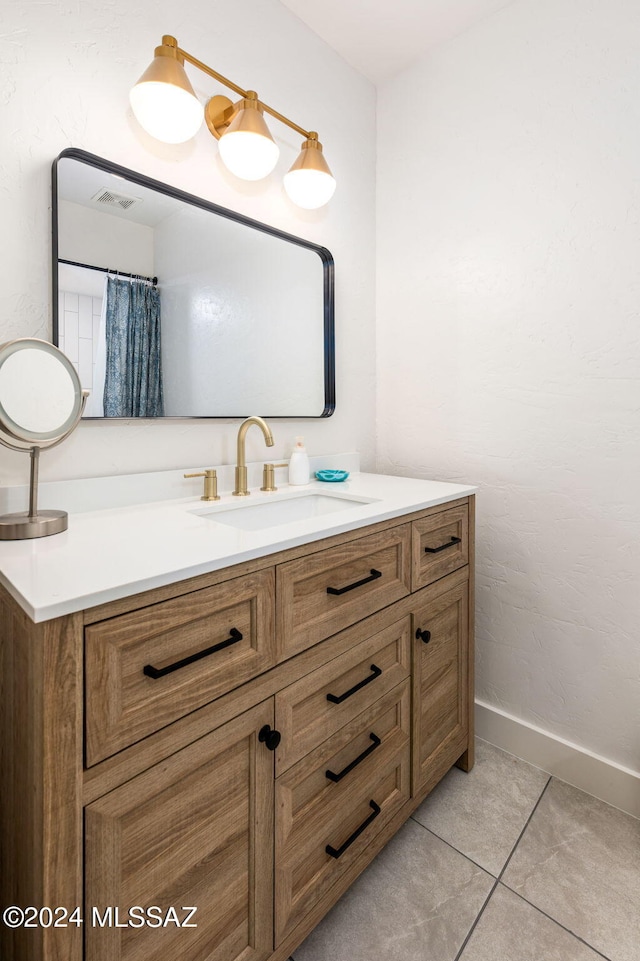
[283,168,337,209]
[218,131,280,181]
[130,82,203,144]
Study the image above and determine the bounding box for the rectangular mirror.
[52,149,335,418]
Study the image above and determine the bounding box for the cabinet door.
[412,572,470,797]
[85,701,274,961]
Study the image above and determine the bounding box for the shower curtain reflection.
[103,277,164,417]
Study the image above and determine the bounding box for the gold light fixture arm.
[178,48,250,100]
[165,36,313,140]
[134,36,335,205]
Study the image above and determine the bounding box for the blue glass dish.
[315,469,349,483]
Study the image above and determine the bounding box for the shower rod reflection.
[59,258,158,286]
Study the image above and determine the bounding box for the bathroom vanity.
[0,472,475,961]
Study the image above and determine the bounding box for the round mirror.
[0,339,88,540]
[0,339,83,443]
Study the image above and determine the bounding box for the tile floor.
[290,739,640,961]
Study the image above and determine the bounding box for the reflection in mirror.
[0,344,79,438]
[0,339,88,539]
[53,149,335,419]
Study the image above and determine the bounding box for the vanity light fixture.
[130,35,336,208]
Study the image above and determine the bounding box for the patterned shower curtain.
[103,277,164,417]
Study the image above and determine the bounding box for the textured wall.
[376,0,640,771]
[0,0,376,480]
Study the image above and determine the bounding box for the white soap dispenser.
[288,436,310,485]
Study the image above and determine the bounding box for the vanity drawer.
[275,613,411,774]
[276,524,411,660]
[275,679,410,943]
[85,568,276,765]
[412,504,469,590]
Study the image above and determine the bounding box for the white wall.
[5,0,636,786]
[0,0,376,481]
[154,203,325,416]
[58,201,155,276]
[376,0,640,773]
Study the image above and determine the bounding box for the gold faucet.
[233,416,275,496]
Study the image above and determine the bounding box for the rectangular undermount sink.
[193,491,378,532]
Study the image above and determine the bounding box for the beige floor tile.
[293,819,493,961]
[459,884,607,961]
[412,739,549,875]
[503,778,640,961]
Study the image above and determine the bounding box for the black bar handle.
[416,628,431,644]
[326,733,381,783]
[326,568,382,596]
[143,627,243,679]
[325,800,381,859]
[326,664,382,704]
[424,535,461,555]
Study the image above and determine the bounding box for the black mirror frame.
[51,148,335,419]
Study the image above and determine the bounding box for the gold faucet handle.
[260,462,288,493]
[184,468,220,501]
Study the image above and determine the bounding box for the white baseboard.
[475,700,640,820]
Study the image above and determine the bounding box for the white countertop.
[0,472,476,622]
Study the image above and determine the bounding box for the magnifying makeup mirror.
[0,339,88,539]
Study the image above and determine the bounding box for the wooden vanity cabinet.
[85,700,275,961]
[0,494,474,961]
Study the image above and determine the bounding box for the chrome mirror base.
[0,509,68,540]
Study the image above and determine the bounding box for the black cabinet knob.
[258,724,281,751]
[416,628,431,644]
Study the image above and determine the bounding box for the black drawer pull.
[326,568,382,596]
[326,800,381,859]
[326,664,382,704]
[424,535,461,554]
[326,733,382,783]
[416,628,431,644]
[143,628,243,679]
